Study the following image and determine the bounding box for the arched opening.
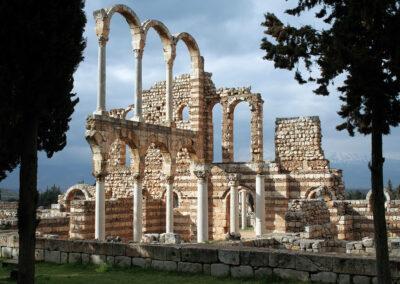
[212,103,223,163]
[233,102,252,162]
[175,104,190,129]
[105,14,135,113]
[125,144,132,168]
[173,192,179,209]
[182,106,190,121]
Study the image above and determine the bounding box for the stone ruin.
[2,4,400,254]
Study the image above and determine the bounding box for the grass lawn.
[0,261,306,284]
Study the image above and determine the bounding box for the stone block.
[90,254,106,265]
[35,249,44,261]
[11,248,18,259]
[210,263,230,278]
[151,260,177,272]
[177,262,202,274]
[254,267,273,279]
[44,250,61,264]
[203,264,211,275]
[310,272,337,283]
[181,246,218,264]
[338,274,351,284]
[231,265,254,278]
[115,256,131,267]
[160,233,181,244]
[126,244,140,257]
[61,252,68,263]
[269,251,296,269]
[218,249,239,265]
[2,247,12,258]
[353,275,371,284]
[69,252,82,264]
[111,243,126,256]
[273,268,309,282]
[132,257,149,268]
[82,253,90,264]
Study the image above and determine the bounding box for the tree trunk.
[371,113,391,283]
[17,116,38,284]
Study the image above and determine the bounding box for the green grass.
[0,262,306,284]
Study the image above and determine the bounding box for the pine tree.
[0,1,86,283]
[261,1,400,282]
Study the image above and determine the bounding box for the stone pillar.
[95,176,105,240]
[133,49,143,122]
[222,105,234,162]
[165,176,174,234]
[228,174,240,234]
[255,173,265,236]
[241,191,247,230]
[165,61,173,125]
[95,37,107,115]
[133,174,143,242]
[194,168,209,242]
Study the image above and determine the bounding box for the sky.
[1,0,400,191]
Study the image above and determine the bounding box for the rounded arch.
[305,186,337,202]
[64,184,94,212]
[142,19,173,60]
[173,32,202,73]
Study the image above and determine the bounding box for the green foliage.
[38,185,62,208]
[261,0,400,136]
[0,0,87,180]
[345,190,367,200]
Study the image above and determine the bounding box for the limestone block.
[269,252,296,269]
[90,254,106,265]
[203,263,211,275]
[82,253,90,264]
[11,248,18,259]
[69,252,82,264]
[1,247,12,258]
[218,249,239,265]
[240,250,269,267]
[44,250,61,264]
[151,260,177,272]
[273,268,309,282]
[61,252,68,263]
[132,257,150,268]
[177,262,202,274]
[210,263,230,277]
[231,265,254,279]
[106,256,115,265]
[160,233,181,244]
[254,267,273,279]
[310,272,337,283]
[338,274,351,284]
[115,256,131,267]
[181,247,218,263]
[353,275,371,284]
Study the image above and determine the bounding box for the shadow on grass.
[0,261,307,284]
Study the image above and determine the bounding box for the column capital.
[228,173,241,187]
[252,161,265,174]
[162,174,175,184]
[134,49,144,59]
[193,169,209,180]
[133,173,142,182]
[98,36,108,47]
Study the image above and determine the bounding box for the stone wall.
[275,117,329,173]
[37,217,69,238]
[1,235,400,283]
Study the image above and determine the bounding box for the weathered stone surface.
[231,265,254,278]
[90,254,106,265]
[132,257,149,268]
[338,274,351,284]
[181,247,218,264]
[160,233,181,244]
[177,262,202,274]
[218,249,239,265]
[353,275,371,284]
[106,256,115,265]
[310,272,337,283]
[115,256,131,267]
[44,250,61,264]
[210,263,230,277]
[151,260,177,272]
[273,268,309,282]
[269,252,296,269]
[60,252,68,264]
[69,252,82,264]
[203,264,211,275]
[1,247,12,258]
[254,267,273,279]
[82,253,90,264]
[35,249,44,261]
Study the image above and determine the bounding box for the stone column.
[255,173,265,236]
[165,176,174,234]
[194,168,209,242]
[133,174,143,242]
[228,174,240,234]
[95,176,105,240]
[133,49,143,122]
[165,61,173,125]
[95,37,107,115]
[241,191,247,230]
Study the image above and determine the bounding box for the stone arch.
[366,189,391,211]
[175,103,190,121]
[142,20,173,61]
[306,186,337,202]
[64,184,94,212]
[173,32,202,73]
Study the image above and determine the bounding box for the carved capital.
[162,174,174,184]
[134,49,143,59]
[98,36,108,47]
[193,169,209,180]
[227,173,241,187]
[133,173,142,182]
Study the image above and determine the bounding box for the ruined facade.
[28,4,399,244]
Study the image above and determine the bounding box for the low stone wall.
[36,217,69,239]
[1,234,400,283]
